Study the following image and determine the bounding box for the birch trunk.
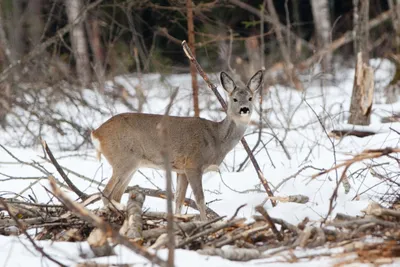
[65,0,91,86]
[310,0,332,72]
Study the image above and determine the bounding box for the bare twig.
[313,148,400,179]
[186,0,199,117]
[273,165,322,193]
[229,204,247,221]
[158,87,179,267]
[214,225,269,247]
[42,140,88,201]
[142,221,204,240]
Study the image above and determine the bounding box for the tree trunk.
[292,0,303,59]
[353,0,369,63]
[310,0,332,72]
[187,0,200,117]
[266,0,303,91]
[245,35,261,78]
[389,0,400,48]
[27,0,44,48]
[385,0,400,103]
[348,0,372,126]
[9,0,23,62]
[65,0,91,86]
[86,15,105,88]
[0,2,12,65]
[0,2,14,127]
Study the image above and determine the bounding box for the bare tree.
[348,0,374,125]
[65,0,91,86]
[310,0,332,72]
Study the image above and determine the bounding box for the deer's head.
[220,70,263,124]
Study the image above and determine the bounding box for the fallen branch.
[143,211,197,221]
[176,218,245,248]
[142,220,204,240]
[198,247,261,261]
[0,216,62,228]
[129,186,220,218]
[266,194,309,204]
[87,228,115,257]
[181,40,276,206]
[0,198,62,218]
[48,176,169,267]
[119,186,145,240]
[327,216,398,229]
[363,202,400,219]
[253,215,301,235]
[214,224,269,247]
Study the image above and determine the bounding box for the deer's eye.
[249,97,252,101]
[233,98,238,102]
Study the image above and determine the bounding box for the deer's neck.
[218,114,248,146]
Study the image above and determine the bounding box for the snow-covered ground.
[1,59,400,266]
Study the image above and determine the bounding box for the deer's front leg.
[185,169,207,221]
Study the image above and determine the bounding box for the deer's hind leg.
[102,161,138,208]
[175,173,188,214]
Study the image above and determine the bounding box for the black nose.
[240,107,250,114]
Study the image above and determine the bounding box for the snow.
[1,58,400,266]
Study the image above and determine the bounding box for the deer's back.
[92,113,223,170]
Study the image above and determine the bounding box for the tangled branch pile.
[1,176,400,265]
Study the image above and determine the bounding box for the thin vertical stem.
[159,89,179,267]
[186,0,200,117]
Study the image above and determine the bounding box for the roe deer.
[91,70,263,220]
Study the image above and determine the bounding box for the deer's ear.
[220,72,236,93]
[247,70,264,93]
